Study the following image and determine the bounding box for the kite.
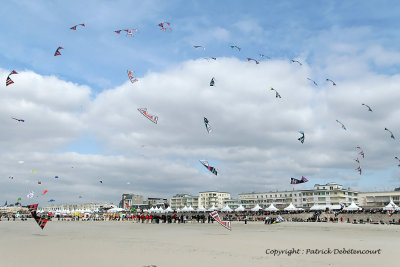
[362,103,373,112]
[124,28,138,37]
[354,158,360,164]
[6,70,18,86]
[9,176,13,179]
[12,117,24,122]
[247,58,259,64]
[79,195,83,198]
[193,45,205,50]
[70,24,85,30]
[269,88,281,98]
[291,59,302,66]
[27,191,34,199]
[204,117,212,133]
[48,199,55,202]
[209,77,215,86]
[307,78,318,86]
[326,79,336,86]
[37,181,41,184]
[298,131,305,144]
[32,170,38,174]
[17,197,21,202]
[356,166,362,175]
[336,120,347,130]
[259,54,270,59]
[356,146,364,158]
[54,176,59,179]
[42,190,48,195]
[158,21,172,31]
[99,180,103,183]
[395,157,400,167]
[199,160,217,176]
[127,70,138,83]
[290,176,308,184]
[230,45,241,51]
[114,30,122,34]
[26,204,48,230]
[210,211,231,231]
[204,57,216,61]
[54,46,63,56]
[138,108,158,124]
[385,128,395,139]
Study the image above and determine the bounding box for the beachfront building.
[358,191,400,208]
[239,182,358,210]
[145,197,169,208]
[222,199,240,209]
[121,194,144,209]
[198,191,231,209]
[169,194,199,210]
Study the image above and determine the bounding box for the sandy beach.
[1,220,399,267]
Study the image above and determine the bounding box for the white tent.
[149,207,155,213]
[251,204,262,212]
[187,206,195,212]
[108,207,124,213]
[235,205,245,212]
[196,205,207,212]
[181,206,189,212]
[343,201,362,211]
[176,208,181,213]
[383,200,400,211]
[309,204,324,211]
[207,205,217,211]
[284,203,298,211]
[220,205,233,212]
[164,206,173,213]
[265,204,279,212]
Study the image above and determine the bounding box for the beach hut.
[343,201,362,211]
[220,205,233,212]
[251,204,262,212]
[283,203,298,211]
[196,205,207,212]
[265,203,279,212]
[207,205,217,211]
[235,205,245,212]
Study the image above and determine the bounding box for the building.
[239,182,358,209]
[145,197,169,208]
[198,191,231,209]
[169,194,199,210]
[121,194,144,209]
[358,191,400,208]
[222,199,240,209]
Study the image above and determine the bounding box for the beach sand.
[1,220,399,267]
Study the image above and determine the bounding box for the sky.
[1,0,400,206]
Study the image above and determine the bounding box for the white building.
[239,183,358,209]
[169,194,199,210]
[358,191,400,208]
[199,191,230,209]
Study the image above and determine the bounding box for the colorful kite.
[42,190,48,195]
[336,120,347,130]
[290,176,308,184]
[291,59,302,66]
[210,211,231,231]
[193,45,205,50]
[127,70,138,83]
[356,165,362,175]
[54,46,63,56]
[247,58,259,64]
[204,117,212,133]
[269,88,281,98]
[6,70,18,86]
[230,45,241,51]
[138,108,158,124]
[114,30,122,34]
[199,160,217,176]
[362,103,373,112]
[48,199,55,202]
[12,117,24,122]
[307,78,318,86]
[356,146,365,158]
[70,24,85,30]
[26,204,48,230]
[298,131,305,144]
[326,79,336,86]
[54,176,59,179]
[385,128,395,139]
[31,170,38,174]
[210,77,215,86]
[354,158,360,164]
[158,21,172,31]
[124,28,138,37]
